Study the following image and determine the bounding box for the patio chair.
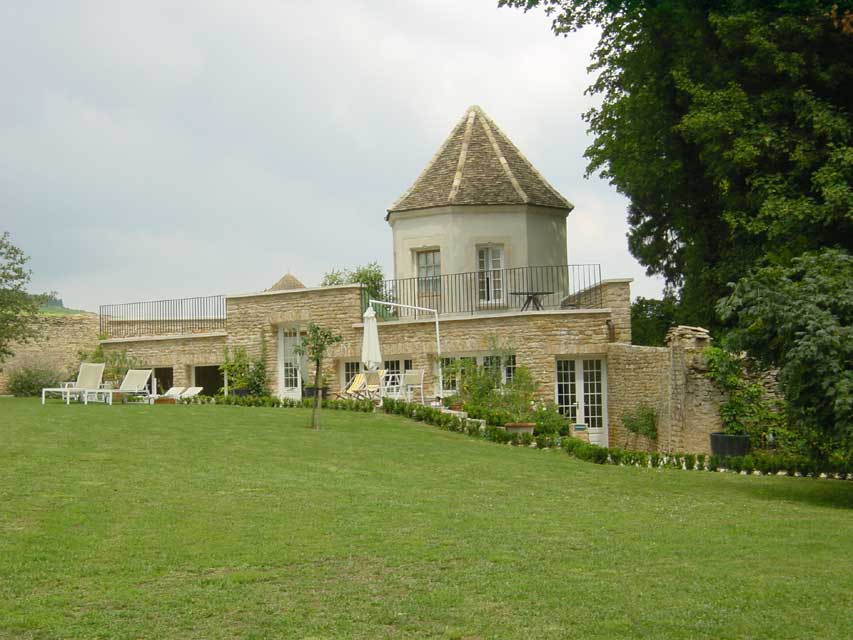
[334,373,367,399]
[150,386,185,403]
[99,369,153,405]
[363,369,386,400]
[401,369,425,404]
[41,362,106,405]
[179,387,203,400]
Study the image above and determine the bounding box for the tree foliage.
[294,323,342,429]
[718,249,853,457]
[500,0,853,328]
[321,262,385,303]
[630,296,677,346]
[0,232,42,363]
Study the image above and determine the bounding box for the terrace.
[98,264,602,339]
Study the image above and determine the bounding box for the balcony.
[365,264,602,320]
[99,295,226,340]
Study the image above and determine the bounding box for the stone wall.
[599,279,632,344]
[359,309,614,400]
[100,333,227,387]
[604,343,669,451]
[225,285,365,395]
[0,314,100,394]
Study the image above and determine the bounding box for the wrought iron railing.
[99,295,226,339]
[365,264,602,320]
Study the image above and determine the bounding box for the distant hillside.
[36,294,91,316]
[38,304,92,316]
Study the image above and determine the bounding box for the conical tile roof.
[388,105,573,216]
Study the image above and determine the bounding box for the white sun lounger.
[179,387,203,400]
[42,362,106,405]
[98,369,153,405]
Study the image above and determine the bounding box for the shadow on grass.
[722,474,853,510]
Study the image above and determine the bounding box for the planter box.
[505,422,535,435]
[587,427,607,447]
[710,432,750,457]
[303,386,329,399]
[154,398,176,405]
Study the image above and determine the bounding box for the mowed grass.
[1,399,851,639]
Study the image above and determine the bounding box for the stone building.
[7,105,725,453]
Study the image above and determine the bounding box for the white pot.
[587,427,607,447]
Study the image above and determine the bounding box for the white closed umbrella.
[361,306,382,371]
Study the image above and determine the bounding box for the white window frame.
[416,249,441,296]
[277,325,303,400]
[477,244,505,304]
[555,357,608,435]
[438,353,516,395]
[341,360,361,390]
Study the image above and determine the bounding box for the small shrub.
[7,363,63,396]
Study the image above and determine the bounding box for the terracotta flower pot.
[504,422,535,435]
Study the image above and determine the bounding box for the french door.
[556,358,607,433]
[478,246,504,304]
[277,326,302,400]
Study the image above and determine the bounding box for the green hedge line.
[383,399,851,479]
[178,395,850,479]
[181,394,374,412]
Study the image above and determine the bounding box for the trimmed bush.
[7,364,63,397]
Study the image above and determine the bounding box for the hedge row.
[180,394,374,412]
[384,399,852,479]
[178,395,851,479]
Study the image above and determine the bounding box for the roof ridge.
[387,110,468,212]
[448,108,477,203]
[477,109,528,203]
[481,109,573,210]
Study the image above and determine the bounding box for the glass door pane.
[556,359,577,421]
[582,359,603,429]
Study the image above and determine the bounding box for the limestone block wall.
[604,343,669,451]
[599,279,632,344]
[361,309,614,399]
[0,314,100,394]
[225,285,365,395]
[100,334,227,387]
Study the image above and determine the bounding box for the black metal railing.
[99,295,226,339]
[365,264,602,320]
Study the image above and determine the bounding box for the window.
[383,358,413,392]
[440,354,515,393]
[556,358,605,429]
[504,355,516,383]
[477,245,504,303]
[583,359,604,430]
[556,360,578,421]
[417,250,441,295]
[343,361,361,388]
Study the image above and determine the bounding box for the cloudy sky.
[1,0,665,312]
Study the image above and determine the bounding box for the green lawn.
[1,399,851,639]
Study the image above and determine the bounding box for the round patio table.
[509,291,554,311]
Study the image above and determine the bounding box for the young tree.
[294,323,342,429]
[0,232,41,364]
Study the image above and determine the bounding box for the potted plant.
[500,367,537,435]
[710,427,751,457]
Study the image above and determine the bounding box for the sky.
[1,0,665,312]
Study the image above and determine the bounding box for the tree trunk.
[311,357,322,429]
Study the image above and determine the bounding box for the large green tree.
[0,232,41,363]
[718,249,852,458]
[500,1,853,329]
